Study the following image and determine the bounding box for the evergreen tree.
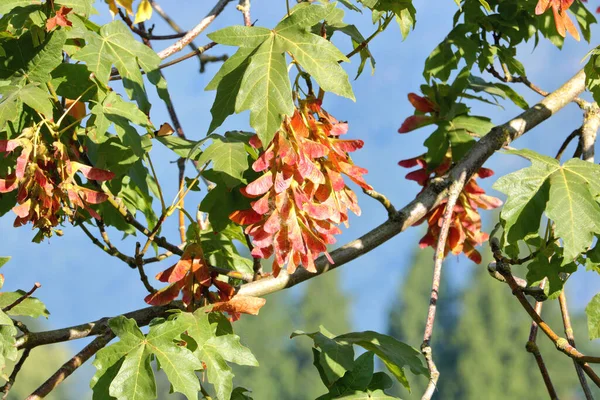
[5,321,76,400]
[387,243,590,399]
[387,246,457,398]
[445,249,582,399]
[233,269,351,399]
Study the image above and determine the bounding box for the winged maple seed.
[145,243,266,321]
[0,131,114,239]
[536,0,580,40]
[229,98,372,277]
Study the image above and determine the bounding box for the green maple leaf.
[493,150,600,262]
[72,21,165,113]
[89,92,152,156]
[0,291,49,318]
[0,0,41,14]
[0,84,54,130]
[196,133,250,188]
[91,316,202,400]
[586,292,600,340]
[0,325,17,377]
[526,252,577,299]
[0,29,66,84]
[291,327,356,385]
[180,310,258,400]
[334,331,428,391]
[206,2,354,145]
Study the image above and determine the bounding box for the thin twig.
[555,128,581,161]
[344,14,392,60]
[26,333,115,399]
[525,279,559,400]
[3,283,41,313]
[135,242,157,294]
[559,291,594,399]
[487,262,547,301]
[109,42,222,81]
[244,234,263,280]
[117,9,187,40]
[486,65,589,109]
[102,191,183,256]
[363,187,396,217]
[177,158,187,243]
[151,0,208,71]
[157,0,232,60]
[79,223,136,268]
[421,171,467,400]
[0,348,31,400]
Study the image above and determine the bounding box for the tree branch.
[15,303,183,350]
[26,333,115,399]
[109,42,222,81]
[237,0,251,27]
[491,239,600,387]
[580,103,600,162]
[151,0,211,72]
[156,0,233,60]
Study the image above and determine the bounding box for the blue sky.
[1,0,600,395]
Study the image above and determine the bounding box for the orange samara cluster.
[0,132,113,237]
[230,98,372,277]
[398,93,502,263]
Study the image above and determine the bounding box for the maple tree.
[0,0,600,398]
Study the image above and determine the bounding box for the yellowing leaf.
[106,0,133,17]
[134,0,152,24]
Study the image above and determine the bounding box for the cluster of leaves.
[292,326,428,399]
[0,257,49,381]
[424,0,595,85]
[91,309,258,400]
[492,149,600,299]
[229,98,372,276]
